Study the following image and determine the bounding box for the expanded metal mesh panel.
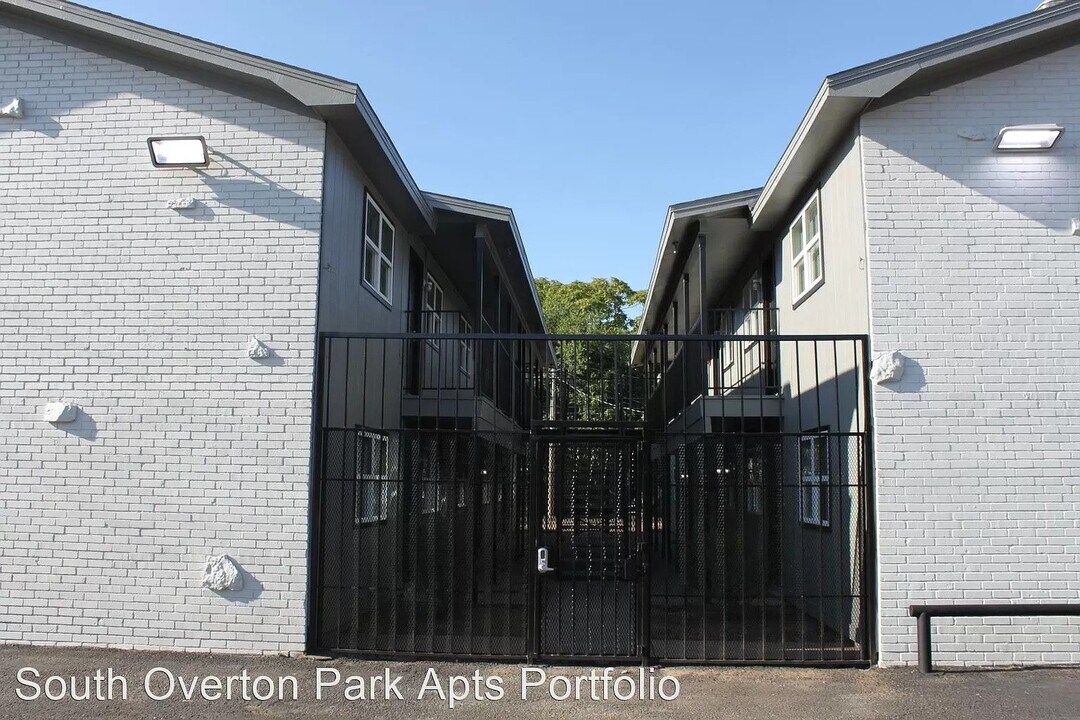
[312,332,872,665]
[648,432,867,662]
[315,428,531,657]
[536,437,641,659]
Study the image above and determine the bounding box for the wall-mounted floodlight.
[147,136,209,167]
[995,124,1064,151]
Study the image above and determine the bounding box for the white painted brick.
[0,24,325,653]
[864,43,1080,668]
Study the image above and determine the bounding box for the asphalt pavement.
[2,645,1079,719]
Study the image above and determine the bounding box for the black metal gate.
[532,431,644,660]
[310,331,873,665]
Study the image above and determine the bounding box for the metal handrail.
[909,603,1080,673]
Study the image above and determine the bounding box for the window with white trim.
[423,274,443,348]
[799,430,830,527]
[460,319,473,381]
[363,196,394,304]
[790,192,823,303]
[356,431,390,524]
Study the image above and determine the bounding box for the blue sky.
[82,0,1039,289]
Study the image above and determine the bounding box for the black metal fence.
[310,331,873,665]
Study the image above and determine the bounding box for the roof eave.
[750,0,1080,232]
[633,188,761,362]
[0,0,437,233]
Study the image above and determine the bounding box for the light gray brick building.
[3,0,1080,670]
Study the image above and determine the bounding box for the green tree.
[535,277,646,335]
[534,278,647,422]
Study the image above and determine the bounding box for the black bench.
[909,603,1080,673]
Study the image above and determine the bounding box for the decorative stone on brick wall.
[202,555,243,592]
[870,351,906,385]
[247,336,271,359]
[0,97,23,118]
[167,196,196,210]
[42,401,79,423]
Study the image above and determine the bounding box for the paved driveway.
[2,646,1079,720]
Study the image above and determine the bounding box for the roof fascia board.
[829,1,1080,96]
[349,92,435,231]
[0,0,358,106]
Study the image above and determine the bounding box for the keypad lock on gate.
[537,547,555,574]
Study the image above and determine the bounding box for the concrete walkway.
[2,646,1079,719]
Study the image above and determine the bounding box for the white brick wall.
[863,44,1080,666]
[0,25,325,653]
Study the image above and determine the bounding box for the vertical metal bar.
[777,343,786,663]
[758,329,767,661]
[528,435,541,662]
[639,435,651,665]
[307,335,329,651]
[833,339,845,658]
[813,340,825,661]
[794,339,805,661]
[362,339,376,650]
[859,336,876,662]
[467,426,478,656]
[335,340,351,651]
[917,612,933,673]
[431,333,443,654]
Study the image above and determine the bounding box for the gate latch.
[537,547,555,574]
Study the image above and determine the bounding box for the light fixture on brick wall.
[995,124,1064,151]
[147,136,209,167]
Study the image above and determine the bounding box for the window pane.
[809,244,822,283]
[380,260,391,295]
[381,220,394,257]
[358,436,370,475]
[806,197,820,239]
[794,258,806,297]
[365,246,378,285]
[365,201,379,242]
[816,435,827,470]
[375,438,386,475]
[800,438,813,476]
[792,220,804,256]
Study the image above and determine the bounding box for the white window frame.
[799,430,830,527]
[790,192,823,305]
[363,195,394,305]
[460,319,473,381]
[423,274,443,349]
[355,431,390,524]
